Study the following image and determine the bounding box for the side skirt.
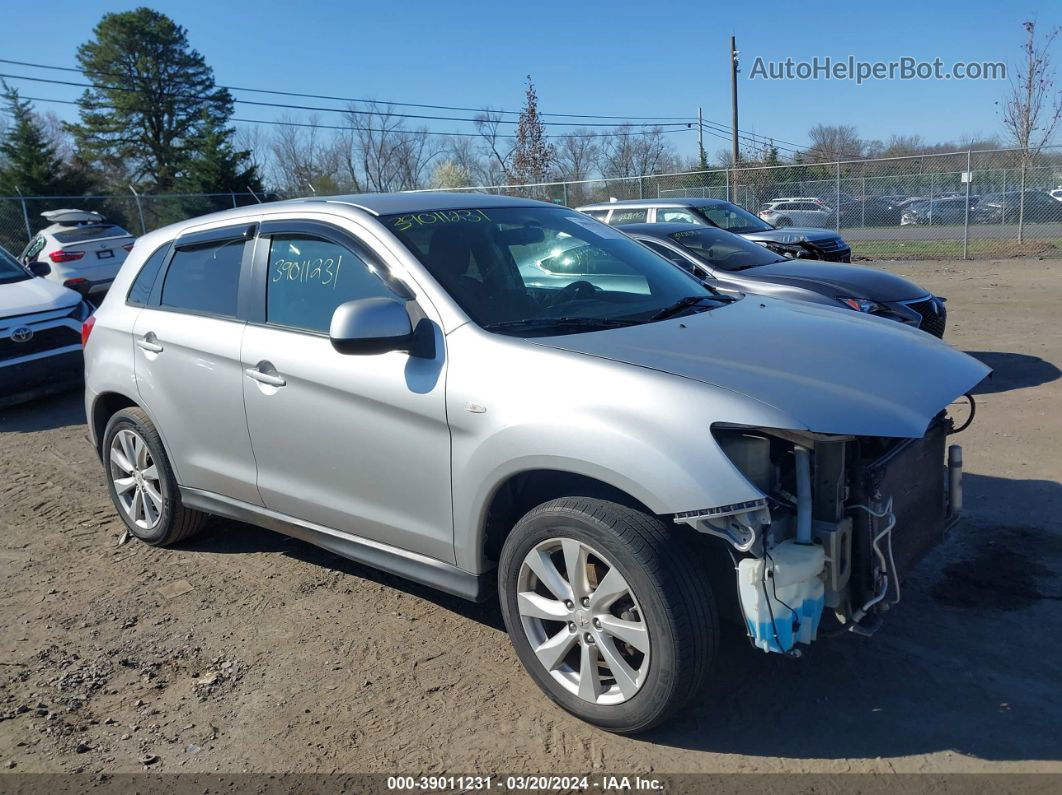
[179,487,491,602]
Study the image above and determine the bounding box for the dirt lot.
[1,257,1060,777]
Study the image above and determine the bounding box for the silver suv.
[84,193,988,732]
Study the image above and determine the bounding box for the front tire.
[498,498,716,733]
[102,407,207,546]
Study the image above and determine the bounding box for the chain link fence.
[0,191,266,259]
[421,145,1062,260]
[2,147,1060,261]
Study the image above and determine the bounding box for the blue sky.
[2,0,1058,159]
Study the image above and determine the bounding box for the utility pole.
[697,106,704,167]
[730,36,740,196]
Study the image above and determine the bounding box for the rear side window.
[160,239,245,317]
[126,243,171,306]
[610,209,648,224]
[657,208,702,224]
[266,234,393,333]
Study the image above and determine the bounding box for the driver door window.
[265,234,394,333]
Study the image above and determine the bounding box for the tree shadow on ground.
[967,350,1060,395]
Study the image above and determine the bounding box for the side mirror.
[329,297,433,357]
[28,261,50,277]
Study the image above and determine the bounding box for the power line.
[0,57,803,146]
[0,72,696,130]
[16,94,696,140]
[0,58,696,124]
[699,121,804,155]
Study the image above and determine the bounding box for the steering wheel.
[551,280,598,305]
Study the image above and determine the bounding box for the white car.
[20,209,135,297]
[1,245,92,407]
[1050,188,1062,203]
[759,198,835,228]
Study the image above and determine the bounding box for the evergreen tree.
[174,119,262,217]
[68,7,234,192]
[0,84,89,197]
[510,76,554,188]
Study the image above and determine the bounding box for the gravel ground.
[0,257,1059,776]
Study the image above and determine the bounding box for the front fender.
[446,326,804,572]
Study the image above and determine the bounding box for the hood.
[0,276,81,318]
[531,296,989,439]
[741,228,842,245]
[741,260,929,302]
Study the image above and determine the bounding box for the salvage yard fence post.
[963,150,972,261]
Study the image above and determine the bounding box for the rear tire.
[775,217,792,227]
[498,497,716,733]
[102,407,207,546]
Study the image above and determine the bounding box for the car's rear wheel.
[102,407,207,546]
[498,498,716,733]
[775,216,792,227]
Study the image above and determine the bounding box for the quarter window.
[127,243,171,306]
[266,234,393,333]
[160,238,245,317]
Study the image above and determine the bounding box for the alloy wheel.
[109,429,163,530]
[516,538,650,705]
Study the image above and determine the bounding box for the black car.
[576,198,853,262]
[972,190,1062,224]
[623,223,947,337]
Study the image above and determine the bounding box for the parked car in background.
[900,197,972,225]
[622,223,947,337]
[758,198,834,228]
[837,196,903,227]
[1,244,92,408]
[576,198,852,261]
[20,209,135,298]
[971,190,1062,224]
[84,193,987,732]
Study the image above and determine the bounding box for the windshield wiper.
[649,295,721,321]
[482,316,641,332]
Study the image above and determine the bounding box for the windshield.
[668,228,786,271]
[0,246,30,285]
[696,203,774,234]
[383,207,731,335]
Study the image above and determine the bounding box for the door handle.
[136,333,163,353]
[245,363,286,388]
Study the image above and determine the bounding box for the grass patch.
[853,238,1061,260]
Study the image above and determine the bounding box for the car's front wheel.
[102,407,207,546]
[498,498,717,733]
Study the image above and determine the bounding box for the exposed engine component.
[738,539,825,654]
[685,418,964,655]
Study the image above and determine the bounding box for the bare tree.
[553,129,600,205]
[234,123,271,187]
[269,115,343,195]
[338,102,441,192]
[1002,20,1062,241]
[807,124,864,162]
[601,125,677,177]
[473,108,514,184]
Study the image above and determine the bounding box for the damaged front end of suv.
[679,413,971,652]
